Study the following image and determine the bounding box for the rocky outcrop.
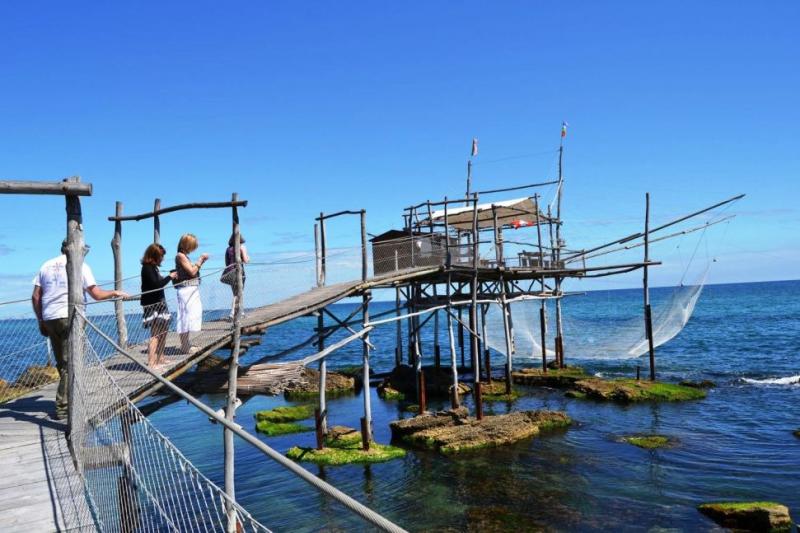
[572,378,706,402]
[283,367,355,399]
[381,365,471,398]
[698,502,792,532]
[511,366,589,388]
[390,409,570,454]
[678,379,716,389]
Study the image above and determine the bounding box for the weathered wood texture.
[0,178,92,196]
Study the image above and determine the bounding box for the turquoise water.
[144,280,800,531]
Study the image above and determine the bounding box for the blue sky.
[0,1,797,299]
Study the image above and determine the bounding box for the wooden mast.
[644,193,656,380]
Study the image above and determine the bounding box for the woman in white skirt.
[174,234,209,354]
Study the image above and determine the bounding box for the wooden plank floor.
[0,267,437,531]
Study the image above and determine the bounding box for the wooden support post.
[644,192,656,381]
[64,177,85,439]
[360,210,368,282]
[319,212,327,287]
[534,194,548,372]
[446,274,460,408]
[470,195,481,409]
[361,290,372,444]
[314,408,324,450]
[499,278,513,395]
[224,192,243,533]
[458,307,465,367]
[539,304,548,373]
[360,417,370,451]
[475,381,483,420]
[314,223,321,287]
[317,312,327,436]
[481,304,491,383]
[111,201,128,347]
[394,287,403,368]
[433,284,440,369]
[418,368,427,415]
[153,198,161,244]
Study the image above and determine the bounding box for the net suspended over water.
[484,269,707,361]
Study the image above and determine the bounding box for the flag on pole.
[561,122,568,138]
[471,138,478,157]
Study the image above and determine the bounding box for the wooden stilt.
[394,287,403,368]
[644,192,656,381]
[111,201,127,348]
[153,198,161,244]
[499,278,513,395]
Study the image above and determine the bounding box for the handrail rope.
[76,308,408,533]
[80,339,269,530]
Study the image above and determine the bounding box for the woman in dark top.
[141,243,177,368]
[223,234,250,319]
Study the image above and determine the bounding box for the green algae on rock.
[254,404,315,423]
[622,435,671,449]
[254,404,315,436]
[698,501,793,532]
[286,426,406,466]
[480,381,521,402]
[377,385,405,401]
[511,366,589,388]
[390,409,571,455]
[573,378,706,402]
[255,420,313,436]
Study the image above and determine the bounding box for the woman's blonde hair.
[177,233,199,254]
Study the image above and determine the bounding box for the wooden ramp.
[0,267,437,531]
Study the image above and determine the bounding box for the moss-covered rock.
[254,404,315,423]
[621,435,672,449]
[377,385,405,401]
[391,409,571,455]
[253,404,315,436]
[283,367,355,399]
[255,420,313,436]
[698,502,793,532]
[511,366,589,388]
[573,378,706,402]
[480,381,521,402]
[286,426,406,465]
[679,379,716,389]
[14,365,59,388]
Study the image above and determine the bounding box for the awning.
[420,197,554,231]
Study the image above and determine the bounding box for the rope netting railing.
[70,309,271,533]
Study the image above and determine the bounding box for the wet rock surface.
[283,367,355,399]
[572,378,706,402]
[698,502,793,532]
[511,366,589,388]
[390,409,570,454]
[381,364,471,398]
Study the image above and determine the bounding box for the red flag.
[471,138,478,157]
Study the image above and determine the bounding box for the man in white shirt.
[31,241,128,420]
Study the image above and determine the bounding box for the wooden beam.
[108,200,248,221]
[0,178,92,196]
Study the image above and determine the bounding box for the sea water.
[144,280,800,531]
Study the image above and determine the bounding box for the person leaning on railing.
[141,243,178,369]
[31,240,129,421]
[174,233,209,354]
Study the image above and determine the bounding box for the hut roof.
[421,197,555,231]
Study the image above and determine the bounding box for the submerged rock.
[391,409,571,454]
[678,379,716,389]
[698,501,793,532]
[793,429,800,439]
[572,378,706,402]
[621,434,672,449]
[286,425,405,465]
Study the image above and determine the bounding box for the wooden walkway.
[0,266,437,531]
